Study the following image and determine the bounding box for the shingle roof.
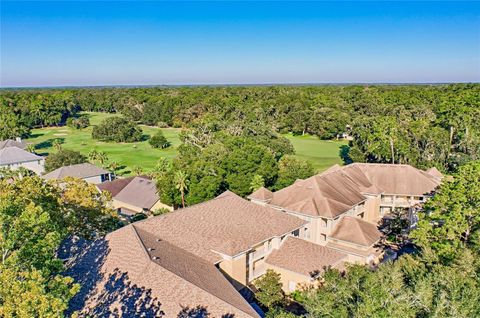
[426,167,443,179]
[136,191,307,262]
[0,139,27,150]
[268,163,440,218]
[351,163,441,195]
[329,216,382,247]
[65,225,259,317]
[265,236,347,277]
[247,187,273,201]
[113,177,159,210]
[0,146,43,165]
[42,162,109,180]
[97,176,136,197]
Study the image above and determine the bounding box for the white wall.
[1,159,45,175]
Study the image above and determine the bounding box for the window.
[292,229,300,237]
[289,281,296,292]
[358,212,364,219]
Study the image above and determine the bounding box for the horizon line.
[1,81,479,90]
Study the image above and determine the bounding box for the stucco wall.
[1,159,45,175]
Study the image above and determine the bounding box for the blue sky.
[1,1,479,87]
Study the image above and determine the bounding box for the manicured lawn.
[26,112,347,175]
[27,112,181,175]
[283,133,348,172]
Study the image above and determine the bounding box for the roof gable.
[329,216,382,246]
[43,162,109,180]
[0,146,43,165]
[113,177,159,209]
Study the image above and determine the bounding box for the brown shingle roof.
[0,139,27,150]
[329,216,382,247]
[247,187,273,201]
[265,236,347,277]
[352,163,440,195]
[136,191,307,262]
[96,176,136,197]
[269,163,440,218]
[426,167,443,179]
[113,176,159,210]
[42,162,109,180]
[66,225,258,317]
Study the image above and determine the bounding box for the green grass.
[26,112,347,175]
[28,112,181,175]
[283,133,348,172]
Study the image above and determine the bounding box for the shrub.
[66,116,90,129]
[45,149,87,172]
[92,117,142,142]
[157,121,169,128]
[151,207,171,216]
[149,130,171,149]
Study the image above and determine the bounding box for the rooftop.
[0,146,43,165]
[265,236,347,277]
[135,191,307,262]
[64,224,258,317]
[42,162,109,180]
[329,216,383,247]
[0,139,27,150]
[111,176,159,210]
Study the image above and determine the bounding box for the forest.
[1,84,479,173]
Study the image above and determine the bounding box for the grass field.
[284,133,348,172]
[26,112,347,175]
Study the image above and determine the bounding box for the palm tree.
[174,170,189,208]
[87,149,99,163]
[132,166,144,175]
[25,144,36,154]
[52,139,63,151]
[97,151,109,166]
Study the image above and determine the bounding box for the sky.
[1,1,479,87]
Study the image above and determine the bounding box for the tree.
[254,269,285,309]
[45,149,87,172]
[132,166,144,175]
[410,160,480,262]
[250,175,265,192]
[149,130,171,149]
[92,117,143,142]
[274,155,314,190]
[0,176,121,317]
[175,170,189,208]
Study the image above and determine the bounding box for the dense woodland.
[1,84,479,173]
[0,85,479,317]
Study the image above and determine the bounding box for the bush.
[151,207,171,216]
[66,116,90,129]
[92,117,143,143]
[45,149,87,172]
[149,130,171,149]
[157,121,169,128]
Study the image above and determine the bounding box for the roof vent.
[152,256,159,260]
[147,247,155,251]
[156,238,162,242]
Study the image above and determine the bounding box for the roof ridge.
[134,227,257,317]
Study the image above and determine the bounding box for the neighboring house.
[42,163,113,184]
[97,176,172,218]
[0,138,27,150]
[0,146,45,175]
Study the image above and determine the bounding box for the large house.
[0,146,45,175]
[42,162,113,184]
[97,176,172,218]
[66,163,442,313]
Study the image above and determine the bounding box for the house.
[42,163,113,184]
[0,146,45,175]
[248,163,441,291]
[130,191,307,289]
[97,176,172,218]
[0,138,27,150]
[64,191,307,316]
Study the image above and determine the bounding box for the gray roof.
[0,146,43,165]
[0,139,27,150]
[114,176,160,210]
[43,163,109,180]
